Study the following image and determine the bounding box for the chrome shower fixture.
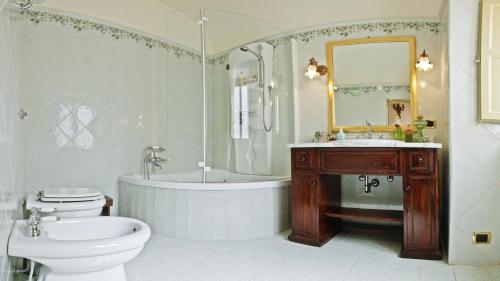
[14,0,44,13]
[143,146,167,180]
[239,47,261,60]
[239,44,273,132]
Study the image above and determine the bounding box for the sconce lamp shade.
[416,50,434,72]
[305,57,328,79]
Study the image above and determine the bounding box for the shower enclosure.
[119,9,296,240]
[162,9,295,182]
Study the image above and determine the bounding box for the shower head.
[239,46,261,59]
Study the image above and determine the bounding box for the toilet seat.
[40,194,104,203]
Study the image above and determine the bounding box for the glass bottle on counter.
[393,124,404,141]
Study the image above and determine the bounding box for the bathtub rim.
[118,174,291,191]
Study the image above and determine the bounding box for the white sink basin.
[332,139,404,146]
[9,216,151,281]
[288,140,442,149]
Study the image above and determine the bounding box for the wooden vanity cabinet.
[290,149,341,246]
[401,149,441,259]
[289,147,442,260]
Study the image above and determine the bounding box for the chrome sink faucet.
[364,119,373,139]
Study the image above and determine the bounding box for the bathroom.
[0,0,499,280]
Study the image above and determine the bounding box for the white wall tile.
[448,0,500,265]
[0,3,24,281]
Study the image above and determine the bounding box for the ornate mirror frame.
[326,36,418,132]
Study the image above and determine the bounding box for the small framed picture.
[387,99,411,126]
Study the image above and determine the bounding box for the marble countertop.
[289,140,442,149]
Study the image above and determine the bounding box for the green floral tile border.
[266,21,440,46]
[336,84,410,96]
[212,20,441,63]
[25,9,440,65]
[25,9,204,63]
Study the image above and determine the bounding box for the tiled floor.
[125,230,500,281]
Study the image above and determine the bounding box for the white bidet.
[8,216,151,281]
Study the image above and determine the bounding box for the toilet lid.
[40,194,104,202]
[42,188,103,198]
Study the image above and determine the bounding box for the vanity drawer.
[406,150,434,173]
[292,149,317,170]
[319,149,401,175]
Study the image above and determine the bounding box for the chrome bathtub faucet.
[143,146,167,180]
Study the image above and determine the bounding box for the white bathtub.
[118,169,291,240]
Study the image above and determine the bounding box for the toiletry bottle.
[404,125,414,142]
[336,127,345,140]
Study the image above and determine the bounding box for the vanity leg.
[289,172,341,247]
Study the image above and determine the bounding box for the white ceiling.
[160,0,444,31]
[39,0,443,54]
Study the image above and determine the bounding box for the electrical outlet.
[472,232,491,244]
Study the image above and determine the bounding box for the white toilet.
[26,188,106,217]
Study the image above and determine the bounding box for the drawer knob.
[417,157,424,163]
[299,156,307,162]
[405,185,411,192]
[310,180,318,187]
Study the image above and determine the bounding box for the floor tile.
[125,231,498,281]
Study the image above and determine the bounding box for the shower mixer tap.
[143,146,167,179]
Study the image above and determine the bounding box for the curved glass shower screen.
[164,9,294,183]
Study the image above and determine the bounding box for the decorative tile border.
[336,83,410,96]
[214,20,440,64]
[25,9,440,65]
[266,21,440,47]
[26,10,204,63]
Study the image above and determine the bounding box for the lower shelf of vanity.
[324,207,403,224]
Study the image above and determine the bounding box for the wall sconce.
[305,58,328,79]
[416,50,434,72]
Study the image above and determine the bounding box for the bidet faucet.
[364,119,373,139]
[28,208,60,237]
[28,207,41,237]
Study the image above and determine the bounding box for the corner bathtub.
[118,170,291,240]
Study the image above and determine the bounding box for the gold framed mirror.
[326,36,418,132]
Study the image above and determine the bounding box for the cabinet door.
[403,176,439,250]
[291,171,318,237]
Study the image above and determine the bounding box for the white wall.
[19,12,177,211]
[0,1,24,280]
[448,0,500,265]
